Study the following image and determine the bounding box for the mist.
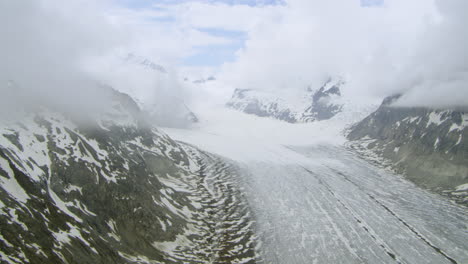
[215,0,467,108]
[0,0,193,126]
[0,0,467,125]
[0,0,122,118]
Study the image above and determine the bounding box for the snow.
[8,208,28,231]
[455,183,468,191]
[53,223,98,253]
[403,116,420,124]
[163,103,374,164]
[63,185,82,195]
[0,156,30,203]
[0,115,51,181]
[426,111,447,128]
[162,104,468,264]
[449,114,468,132]
[152,233,193,253]
[107,220,121,242]
[49,188,83,223]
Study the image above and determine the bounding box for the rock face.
[0,88,257,263]
[301,78,343,122]
[347,95,468,204]
[226,78,344,123]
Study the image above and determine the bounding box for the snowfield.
[163,105,468,264]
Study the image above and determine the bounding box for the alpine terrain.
[227,78,345,123]
[2,0,468,263]
[348,94,468,204]
[0,86,257,263]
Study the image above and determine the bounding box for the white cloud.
[1,0,466,117]
[216,0,441,100]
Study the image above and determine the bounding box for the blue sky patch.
[360,0,384,7]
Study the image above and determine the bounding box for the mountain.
[123,53,167,74]
[347,94,468,204]
[113,53,199,128]
[226,77,344,123]
[191,76,216,84]
[0,86,257,263]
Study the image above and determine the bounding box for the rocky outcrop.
[0,88,257,263]
[226,78,344,123]
[301,78,343,122]
[347,95,468,204]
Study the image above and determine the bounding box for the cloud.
[0,0,124,118]
[215,0,442,101]
[391,0,468,108]
[2,0,466,123]
[0,0,223,123]
[194,0,464,109]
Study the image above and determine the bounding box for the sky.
[0,0,467,119]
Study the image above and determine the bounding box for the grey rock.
[226,77,344,123]
[0,88,257,263]
[347,95,468,205]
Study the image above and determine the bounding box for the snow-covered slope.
[347,95,468,204]
[226,77,345,123]
[0,87,257,263]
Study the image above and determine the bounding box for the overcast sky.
[1,0,467,112]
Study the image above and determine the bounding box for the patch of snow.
[152,233,193,253]
[63,185,82,195]
[426,111,446,128]
[455,183,468,192]
[49,188,82,223]
[53,223,97,253]
[0,156,30,203]
[8,208,28,231]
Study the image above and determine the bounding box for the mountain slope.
[347,95,468,204]
[226,78,344,123]
[0,88,257,263]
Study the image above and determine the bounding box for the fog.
[0,0,120,118]
[0,0,467,124]
[0,0,191,124]
[217,0,467,108]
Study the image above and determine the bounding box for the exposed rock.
[226,77,344,123]
[347,95,468,205]
[301,78,343,121]
[0,88,257,263]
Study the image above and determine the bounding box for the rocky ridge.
[0,88,257,263]
[347,95,468,205]
[226,78,344,123]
